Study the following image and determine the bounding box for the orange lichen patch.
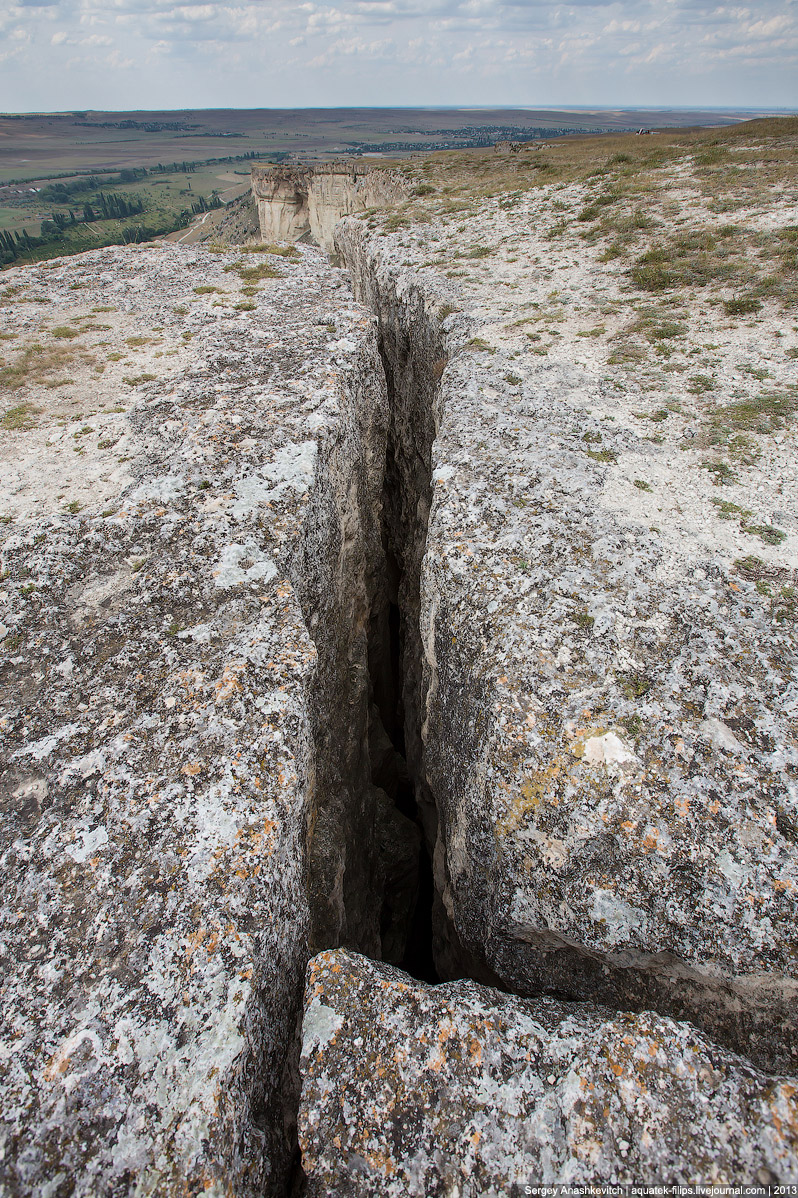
[174,667,206,694]
[468,1038,482,1066]
[307,951,340,987]
[215,662,246,704]
[44,1046,74,1081]
[362,1147,397,1177]
[228,819,278,867]
[770,1083,798,1138]
[642,830,659,852]
[186,925,206,961]
[44,1029,98,1082]
[427,1020,458,1073]
[568,725,610,758]
[673,795,690,818]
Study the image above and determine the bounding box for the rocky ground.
[1,120,797,1195]
[0,243,389,1195]
[335,126,798,1066]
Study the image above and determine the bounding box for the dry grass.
[382,116,797,318]
[122,373,157,386]
[708,386,798,435]
[0,341,93,391]
[224,260,283,282]
[627,224,797,308]
[241,243,300,257]
[1,402,40,430]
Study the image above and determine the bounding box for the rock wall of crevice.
[288,330,389,962]
[334,221,489,988]
[288,294,436,978]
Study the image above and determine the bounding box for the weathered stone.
[0,244,391,1195]
[2,130,797,1190]
[251,163,408,251]
[336,214,798,1072]
[299,949,798,1195]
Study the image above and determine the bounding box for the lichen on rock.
[2,122,798,1191]
[0,243,392,1195]
[335,206,798,1074]
[299,949,798,1196]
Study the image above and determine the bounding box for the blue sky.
[1,0,796,112]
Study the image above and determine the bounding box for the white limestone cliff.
[251,163,407,251]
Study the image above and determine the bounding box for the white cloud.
[0,0,795,108]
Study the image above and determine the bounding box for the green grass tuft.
[1,403,39,430]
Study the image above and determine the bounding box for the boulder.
[299,949,798,1196]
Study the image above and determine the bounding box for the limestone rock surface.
[252,164,407,251]
[299,949,798,1196]
[0,243,388,1196]
[336,211,798,1072]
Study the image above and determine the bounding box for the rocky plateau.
[1,125,797,1195]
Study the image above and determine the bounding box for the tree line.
[0,192,221,266]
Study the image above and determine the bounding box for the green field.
[0,160,254,266]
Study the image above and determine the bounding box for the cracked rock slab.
[337,218,798,1073]
[299,949,798,1197]
[0,244,385,1196]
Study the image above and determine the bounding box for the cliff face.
[250,163,407,251]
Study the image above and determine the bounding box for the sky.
[0,0,796,113]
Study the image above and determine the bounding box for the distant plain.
[0,106,789,266]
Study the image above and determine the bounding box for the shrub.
[631,263,678,292]
[723,297,762,316]
[242,243,299,257]
[224,261,282,282]
[711,388,798,434]
[122,373,157,386]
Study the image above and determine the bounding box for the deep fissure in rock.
[367,541,438,982]
[287,257,509,1190]
[365,347,440,982]
[337,287,485,989]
